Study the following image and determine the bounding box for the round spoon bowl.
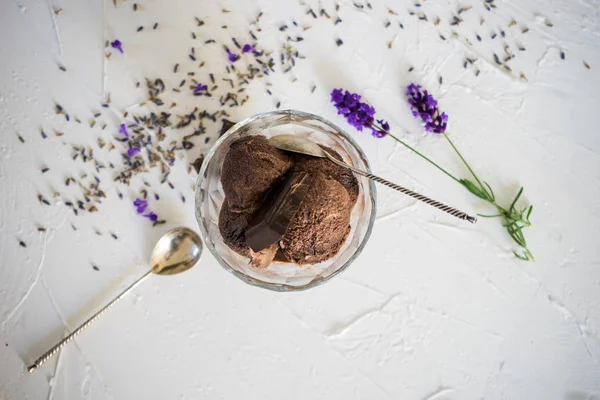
[151,227,203,276]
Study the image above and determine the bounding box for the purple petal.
[118,123,128,137]
[337,106,351,116]
[110,40,124,54]
[144,212,158,222]
[127,148,140,157]
[425,96,437,108]
[242,44,257,53]
[331,88,344,104]
[358,103,375,117]
[407,83,420,93]
[226,49,238,63]
[343,92,360,108]
[133,198,148,214]
[379,120,390,131]
[371,128,387,138]
[193,83,208,93]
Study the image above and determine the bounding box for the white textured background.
[1,0,599,399]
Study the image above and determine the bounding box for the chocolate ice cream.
[280,172,353,265]
[218,135,359,268]
[290,148,359,205]
[221,135,292,213]
[218,199,251,257]
[218,200,280,269]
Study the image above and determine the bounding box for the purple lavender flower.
[242,44,257,53]
[226,49,238,63]
[378,119,390,132]
[133,198,148,214]
[372,119,390,138]
[406,83,448,134]
[143,212,158,222]
[110,40,124,54]
[193,83,208,93]
[127,148,140,157]
[133,199,159,222]
[330,88,389,138]
[118,123,128,137]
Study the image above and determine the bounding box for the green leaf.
[514,247,535,262]
[460,179,491,201]
[526,205,533,221]
[477,213,502,218]
[515,227,527,246]
[513,250,529,261]
[525,248,535,262]
[483,181,496,201]
[514,251,526,260]
[509,187,524,213]
[506,224,525,247]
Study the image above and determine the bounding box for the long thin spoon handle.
[325,154,477,224]
[28,270,153,373]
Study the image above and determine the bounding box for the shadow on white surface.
[565,391,600,400]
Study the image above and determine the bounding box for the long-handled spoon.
[27,227,203,373]
[270,134,477,224]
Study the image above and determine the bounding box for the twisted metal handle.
[325,154,477,224]
[27,270,152,373]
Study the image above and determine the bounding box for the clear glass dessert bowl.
[195,110,376,291]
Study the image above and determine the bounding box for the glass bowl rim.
[194,109,377,292]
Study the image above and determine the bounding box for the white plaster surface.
[1,0,600,399]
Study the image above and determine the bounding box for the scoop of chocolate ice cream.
[221,135,292,213]
[218,199,251,257]
[279,172,352,265]
[290,147,359,205]
[218,200,278,268]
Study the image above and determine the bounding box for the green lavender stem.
[442,133,485,189]
[376,128,462,185]
[379,125,534,261]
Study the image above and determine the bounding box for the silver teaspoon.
[28,227,203,373]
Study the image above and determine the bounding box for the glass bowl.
[195,110,376,291]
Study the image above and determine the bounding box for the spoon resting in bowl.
[269,134,476,224]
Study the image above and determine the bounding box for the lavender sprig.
[405,84,534,260]
[331,89,389,137]
[330,86,535,261]
[406,83,448,134]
